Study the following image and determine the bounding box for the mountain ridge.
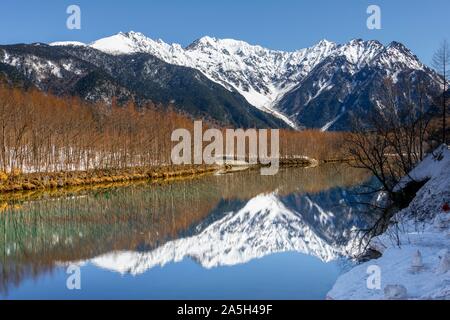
[51,31,440,130]
[0,41,287,128]
[1,31,442,130]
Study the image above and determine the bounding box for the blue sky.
[0,0,448,65]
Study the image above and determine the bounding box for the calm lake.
[0,165,377,300]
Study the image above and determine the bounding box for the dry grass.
[0,164,219,195]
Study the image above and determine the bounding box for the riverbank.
[328,145,450,300]
[0,156,323,197]
[0,165,220,195]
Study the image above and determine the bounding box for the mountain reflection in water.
[0,164,377,298]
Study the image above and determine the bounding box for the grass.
[0,164,220,195]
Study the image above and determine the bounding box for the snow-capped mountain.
[52,32,440,130]
[1,31,442,130]
[84,32,341,127]
[277,40,441,130]
[88,192,367,275]
[0,42,287,128]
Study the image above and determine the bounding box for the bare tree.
[345,78,436,246]
[432,40,450,144]
[347,78,432,206]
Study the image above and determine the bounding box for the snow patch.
[328,145,450,300]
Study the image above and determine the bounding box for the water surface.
[0,165,376,299]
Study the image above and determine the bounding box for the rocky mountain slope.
[0,43,286,128]
[1,32,442,130]
[79,32,442,130]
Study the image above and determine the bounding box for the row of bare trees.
[0,84,348,175]
[0,86,194,173]
[279,129,347,161]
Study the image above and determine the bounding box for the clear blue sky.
[0,0,448,65]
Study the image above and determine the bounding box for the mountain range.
[0,31,442,130]
[88,190,372,275]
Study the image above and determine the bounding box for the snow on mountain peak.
[120,30,145,38]
[49,41,86,47]
[46,32,428,128]
[371,41,425,71]
[89,31,152,54]
[316,39,337,50]
[189,35,218,47]
[335,38,384,67]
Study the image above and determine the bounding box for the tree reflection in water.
[0,164,374,295]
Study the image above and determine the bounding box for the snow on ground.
[320,108,345,132]
[50,41,86,47]
[328,145,450,300]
